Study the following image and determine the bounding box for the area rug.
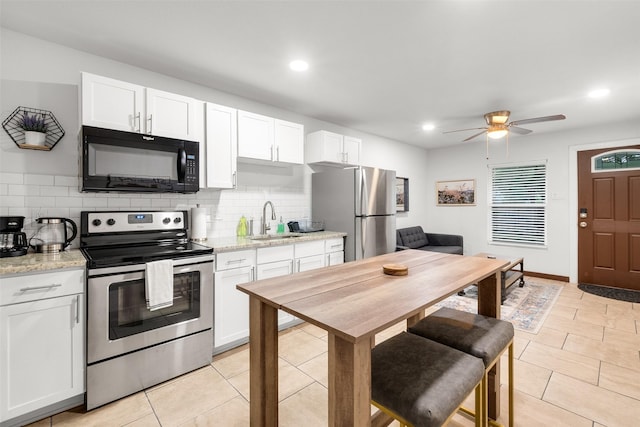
[435,279,562,334]
[578,283,640,303]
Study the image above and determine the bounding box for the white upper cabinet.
[342,136,362,166]
[146,88,197,140]
[274,119,304,164]
[82,72,198,141]
[205,102,237,189]
[237,111,304,165]
[82,73,144,133]
[305,130,361,167]
[237,110,274,161]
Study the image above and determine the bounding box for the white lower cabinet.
[214,250,256,351]
[326,238,345,266]
[0,269,84,425]
[256,245,295,326]
[294,240,326,272]
[213,236,345,353]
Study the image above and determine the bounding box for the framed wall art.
[396,177,409,212]
[436,179,475,206]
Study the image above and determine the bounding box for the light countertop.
[0,232,347,275]
[0,250,86,276]
[204,231,346,253]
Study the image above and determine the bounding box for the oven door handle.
[88,254,214,276]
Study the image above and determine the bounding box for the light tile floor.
[28,278,640,427]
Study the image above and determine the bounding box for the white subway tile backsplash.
[130,198,152,207]
[56,197,83,208]
[4,195,25,208]
[2,174,312,239]
[151,199,171,208]
[26,196,55,207]
[82,198,109,208]
[24,174,54,185]
[54,176,79,187]
[46,186,70,197]
[7,184,27,196]
[107,198,131,208]
[0,172,23,185]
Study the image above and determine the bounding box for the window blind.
[489,163,547,246]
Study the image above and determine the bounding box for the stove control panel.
[84,211,187,234]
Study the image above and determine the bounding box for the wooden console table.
[474,253,525,303]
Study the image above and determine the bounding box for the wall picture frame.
[396,177,409,212]
[436,179,475,206]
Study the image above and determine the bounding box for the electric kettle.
[30,217,78,253]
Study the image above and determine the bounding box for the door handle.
[579,221,588,228]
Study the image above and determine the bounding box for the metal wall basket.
[2,106,65,151]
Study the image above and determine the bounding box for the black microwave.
[81,126,199,193]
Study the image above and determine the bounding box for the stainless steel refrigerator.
[312,166,396,261]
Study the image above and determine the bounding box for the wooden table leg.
[477,271,501,421]
[249,297,279,427]
[328,334,371,427]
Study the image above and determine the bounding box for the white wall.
[425,121,640,277]
[0,29,428,241]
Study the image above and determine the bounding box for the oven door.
[87,254,213,364]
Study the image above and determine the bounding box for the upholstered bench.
[408,307,514,427]
[371,331,485,427]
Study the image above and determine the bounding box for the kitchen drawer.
[325,238,344,253]
[257,244,294,265]
[294,240,325,258]
[216,249,256,271]
[0,268,85,306]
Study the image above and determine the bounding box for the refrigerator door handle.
[360,216,366,259]
[359,169,368,216]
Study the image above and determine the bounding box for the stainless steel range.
[80,210,214,410]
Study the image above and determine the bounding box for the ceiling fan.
[444,110,566,142]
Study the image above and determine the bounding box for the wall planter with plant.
[2,106,65,151]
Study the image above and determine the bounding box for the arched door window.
[591,149,640,172]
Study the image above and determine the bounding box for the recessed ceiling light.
[588,88,610,98]
[422,123,435,131]
[289,60,309,72]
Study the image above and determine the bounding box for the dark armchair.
[396,226,463,255]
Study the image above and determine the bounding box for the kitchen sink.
[250,234,302,241]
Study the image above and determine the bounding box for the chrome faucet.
[261,201,276,234]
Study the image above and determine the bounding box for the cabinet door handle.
[148,114,153,134]
[276,146,280,162]
[20,284,62,292]
[296,259,301,272]
[232,171,237,188]
[75,295,80,324]
[251,266,255,281]
[134,112,141,132]
[270,145,274,161]
[326,254,330,266]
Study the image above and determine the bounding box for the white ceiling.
[2,0,639,149]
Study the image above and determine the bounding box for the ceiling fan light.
[485,110,511,125]
[487,129,508,139]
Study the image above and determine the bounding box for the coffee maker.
[0,216,29,257]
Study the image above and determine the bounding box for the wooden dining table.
[236,249,508,426]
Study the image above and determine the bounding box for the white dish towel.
[145,259,174,311]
